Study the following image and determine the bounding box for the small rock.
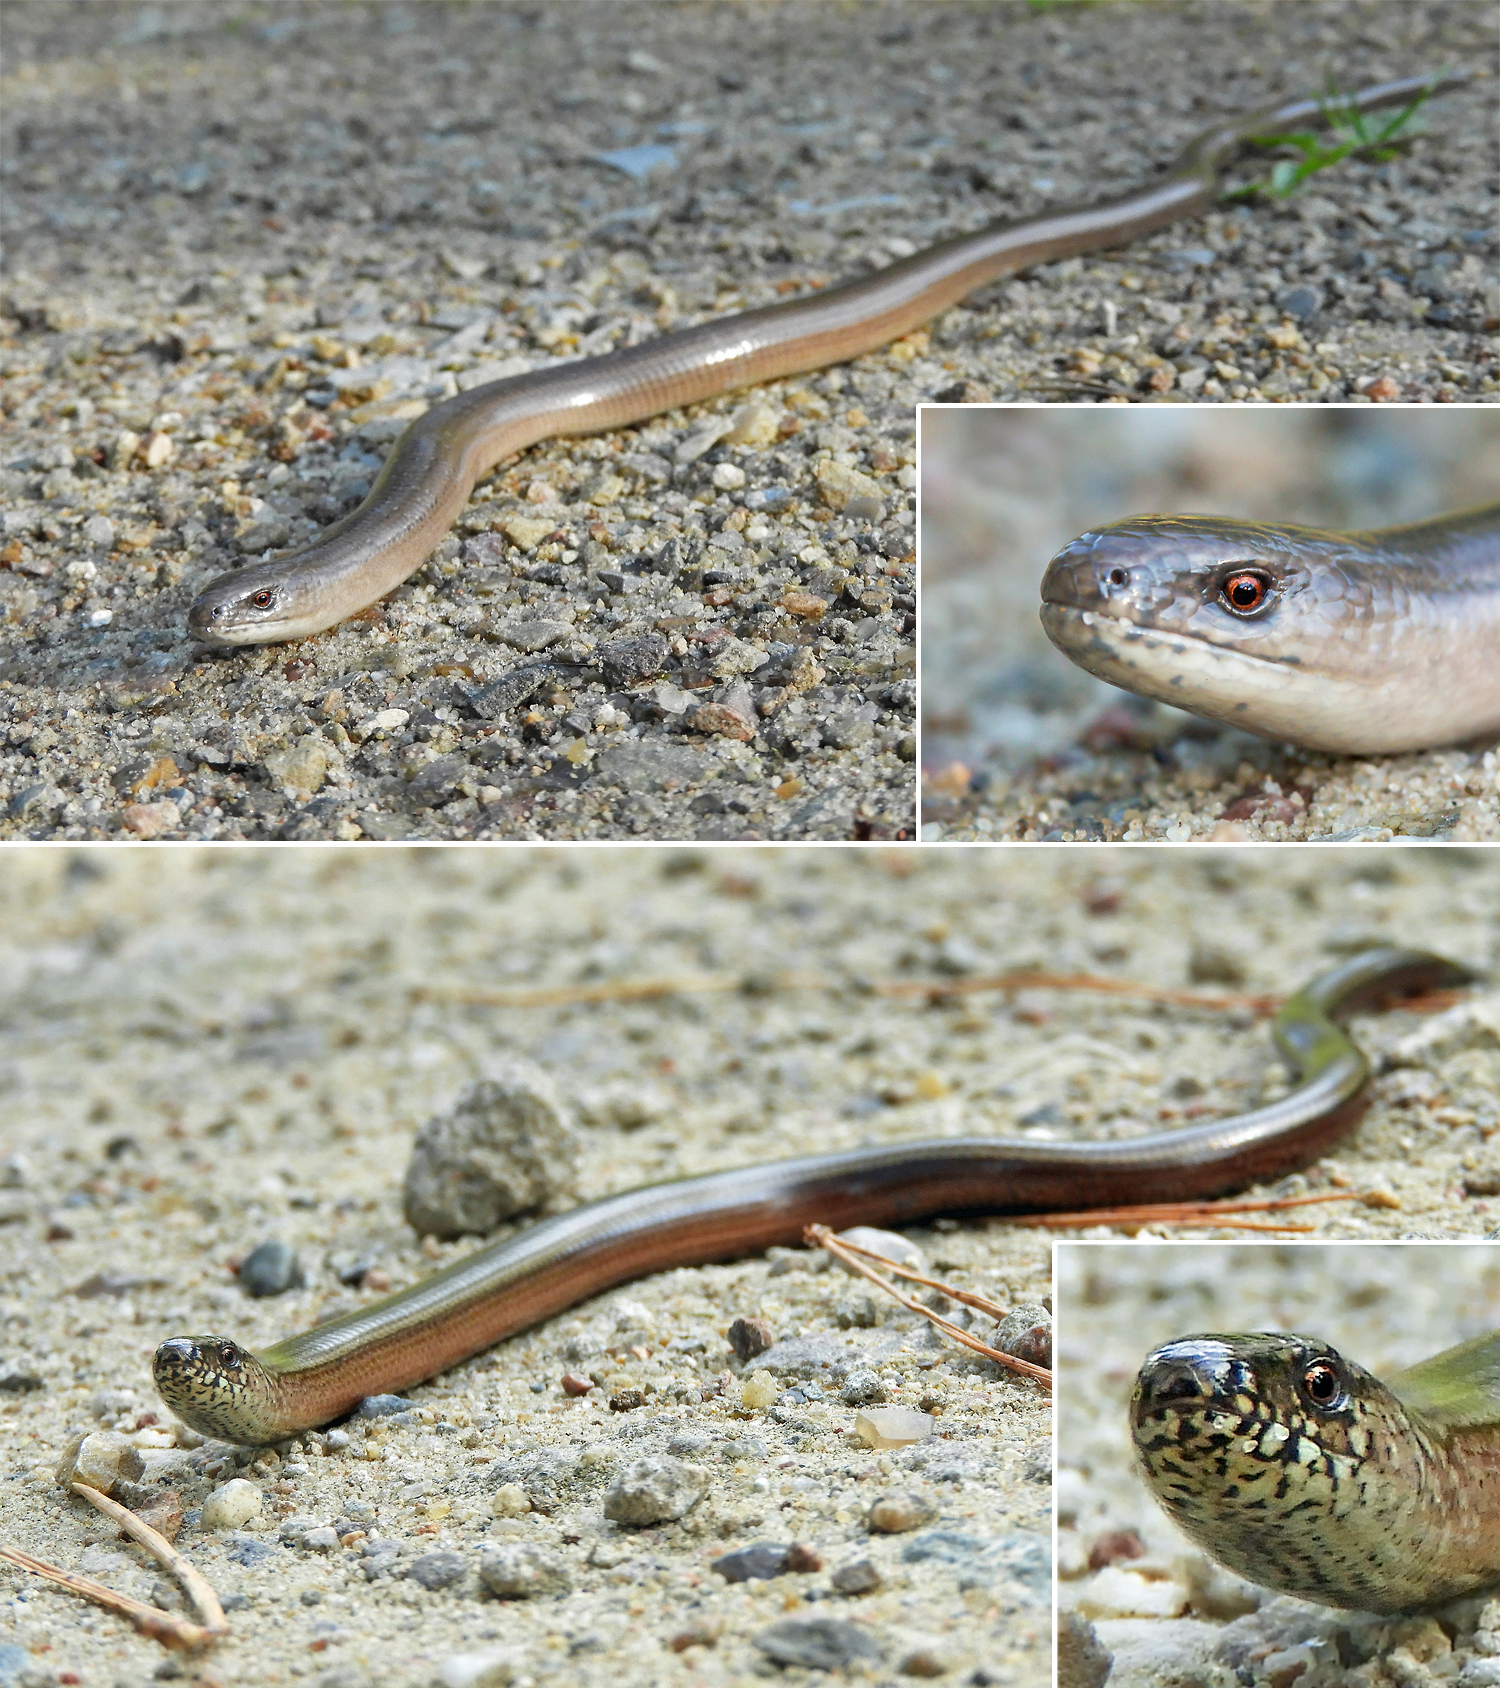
[120,800,180,838]
[239,1238,304,1298]
[868,1492,938,1534]
[57,1431,144,1496]
[353,707,410,741]
[902,1645,954,1678]
[356,1394,416,1419]
[403,1061,580,1239]
[602,1456,709,1526]
[477,1541,570,1598]
[435,1648,524,1688]
[740,1370,778,1410]
[787,1542,823,1573]
[609,1387,645,1413]
[992,1305,1051,1369]
[405,1549,467,1591]
[727,1316,774,1362]
[499,515,556,551]
[559,1373,594,1397]
[831,1559,883,1596]
[668,1617,722,1652]
[854,1408,934,1450]
[201,1478,261,1530]
[489,1484,530,1518]
[1087,1529,1145,1571]
[1276,283,1322,321]
[1056,1613,1113,1688]
[0,1365,43,1393]
[753,1617,883,1672]
[133,1490,184,1543]
[815,460,885,511]
[264,735,337,796]
[1188,940,1247,987]
[712,1542,791,1583]
[839,1370,888,1407]
[302,1526,341,1552]
[831,1227,926,1275]
[597,632,669,685]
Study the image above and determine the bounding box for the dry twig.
[805,1224,1051,1391]
[1007,1191,1362,1231]
[70,1482,227,1640]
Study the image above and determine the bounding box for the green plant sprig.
[1223,77,1440,201]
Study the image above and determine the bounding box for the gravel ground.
[3,1,1495,842]
[1056,1243,1500,1688]
[6,845,1500,1687]
[918,406,1500,842]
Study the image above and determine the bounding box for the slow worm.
[1133,1323,1500,1610]
[187,73,1459,646]
[153,947,1468,1445]
[1041,502,1500,753]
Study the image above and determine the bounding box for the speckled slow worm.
[1133,1323,1500,1610]
[1041,501,1500,753]
[187,73,1460,646]
[152,947,1470,1445]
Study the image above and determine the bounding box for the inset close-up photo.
[3,0,1494,841]
[1056,1241,1500,1688]
[921,406,1500,842]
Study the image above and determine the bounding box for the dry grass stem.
[805,1224,1051,1390]
[70,1482,228,1640]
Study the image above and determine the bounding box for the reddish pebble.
[1366,376,1401,402]
[561,1373,594,1397]
[1088,1528,1146,1570]
[786,1541,823,1573]
[361,1269,390,1291]
[727,1316,774,1362]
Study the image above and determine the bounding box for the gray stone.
[592,739,711,793]
[597,632,669,684]
[753,1617,883,1671]
[239,1238,304,1297]
[711,1542,791,1583]
[839,1369,887,1406]
[405,1549,467,1590]
[602,1456,709,1526]
[477,1541,570,1598]
[830,1559,882,1596]
[403,1059,579,1239]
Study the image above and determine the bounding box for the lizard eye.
[1300,1359,1341,1407]
[250,589,275,611]
[217,1342,242,1371]
[1220,570,1271,614]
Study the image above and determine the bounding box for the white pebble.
[1073,1565,1189,1619]
[436,1649,523,1688]
[200,1477,262,1530]
[711,462,746,490]
[489,1483,530,1518]
[853,1407,934,1449]
[355,708,410,740]
[87,609,113,628]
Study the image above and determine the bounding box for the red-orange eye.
[250,590,275,610]
[1222,571,1267,613]
[1302,1360,1339,1406]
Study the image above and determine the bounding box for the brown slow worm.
[187,74,1459,646]
[152,947,1468,1444]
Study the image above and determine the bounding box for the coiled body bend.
[152,948,1468,1444]
[187,74,1458,646]
[1041,502,1500,753]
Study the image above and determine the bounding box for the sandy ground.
[3,0,1496,841]
[1056,1243,1500,1688]
[4,845,1500,1688]
[918,407,1500,842]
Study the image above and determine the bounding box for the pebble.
[404,1549,467,1590]
[901,1644,954,1678]
[992,1304,1052,1369]
[403,1061,580,1238]
[740,1370,778,1410]
[711,1542,791,1583]
[753,1617,884,1671]
[560,1373,594,1396]
[601,1456,709,1526]
[727,1316,774,1361]
[120,800,179,838]
[56,1431,143,1496]
[239,1238,304,1297]
[853,1407,935,1450]
[840,1369,887,1406]
[489,1484,531,1518]
[356,1394,416,1419]
[833,1227,927,1275]
[302,1526,342,1552]
[867,1492,939,1533]
[134,1491,185,1542]
[1074,1564,1189,1619]
[477,1541,571,1598]
[831,1559,883,1596]
[435,1648,524,1688]
[1056,1614,1113,1688]
[200,1478,262,1530]
[0,1365,43,1393]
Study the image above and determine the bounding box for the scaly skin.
[1131,1331,1500,1612]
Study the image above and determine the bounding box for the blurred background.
[921,407,1500,776]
